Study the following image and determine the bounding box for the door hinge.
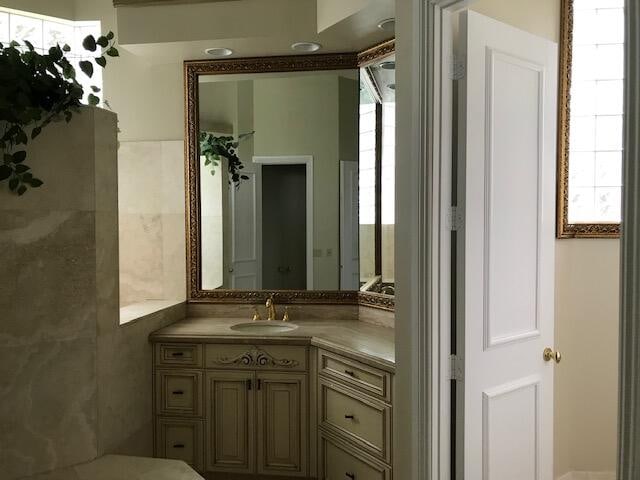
[449,354,464,381]
[450,54,466,80]
[447,206,463,231]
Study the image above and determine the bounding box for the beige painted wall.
[472,0,560,42]
[253,73,359,289]
[0,0,75,19]
[555,240,620,476]
[74,0,184,142]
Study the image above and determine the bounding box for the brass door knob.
[543,347,562,363]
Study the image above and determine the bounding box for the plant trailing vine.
[199,131,254,186]
[0,32,119,195]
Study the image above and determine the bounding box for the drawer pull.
[172,390,184,395]
[346,473,355,479]
[171,352,185,357]
[247,379,252,390]
[344,414,355,420]
[172,443,185,449]
[344,370,356,377]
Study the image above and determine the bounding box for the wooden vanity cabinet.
[154,342,310,478]
[153,341,395,479]
[205,370,255,473]
[317,349,394,480]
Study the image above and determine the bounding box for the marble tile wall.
[0,108,117,478]
[0,110,189,479]
[117,141,186,307]
[96,302,186,457]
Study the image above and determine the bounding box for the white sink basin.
[230,321,298,334]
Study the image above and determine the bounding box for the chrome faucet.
[265,294,277,321]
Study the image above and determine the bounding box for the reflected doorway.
[261,164,307,289]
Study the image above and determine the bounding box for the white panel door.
[457,11,557,480]
[229,170,261,289]
[340,161,360,289]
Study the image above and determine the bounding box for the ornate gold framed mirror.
[185,40,395,310]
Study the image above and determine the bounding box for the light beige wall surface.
[74,0,184,142]
[253,74,358,289]
[0,0,75,19]
[555,240,620,476]
[472,0,560,42]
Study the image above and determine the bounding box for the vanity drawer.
[155,343,203,368]
[319,349,391,402]
[155,417,203,471]
[319,379,391,463]
[320,431,391,480]
[156,369,203,417]
[205,344,307,371]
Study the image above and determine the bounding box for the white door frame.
[395,1,475,480]
[252,155,314,289]
[619,2,640,478]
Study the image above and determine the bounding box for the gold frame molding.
[557,0,620,238]
[185,42,396,310]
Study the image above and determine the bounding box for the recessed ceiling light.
[377,18,395,32]
[204,47,233,58]
[291,42,322,52]
[388,83,396,90]
[379,60,396,70]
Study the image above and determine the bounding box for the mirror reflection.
[198,61,395,294]
[359,56,396,296]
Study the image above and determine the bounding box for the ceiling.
[116,0,395,64]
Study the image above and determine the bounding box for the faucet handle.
[282,307,290,322]
[252,307,262,322]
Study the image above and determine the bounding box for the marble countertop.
[23,455,203,480]
[149,317,395,372]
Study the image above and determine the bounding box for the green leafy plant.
[199,131,254,186]
[0,32,119,195]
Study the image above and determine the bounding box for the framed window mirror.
[557,0,623,238]
[185,40,395,309]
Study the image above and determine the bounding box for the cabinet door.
[256,372,308,476]
[205,370,255,473]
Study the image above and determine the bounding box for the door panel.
[205,371,255,473]
[458,11,557,480]
[230,171,260,289]
[340,161,360,289]
[256,372,308,476]
[262,165,307,290]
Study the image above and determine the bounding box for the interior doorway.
[253,155,314,289]
[261,164,307,289]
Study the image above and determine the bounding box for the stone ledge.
[22,455,203,480]
[119,300,186,326]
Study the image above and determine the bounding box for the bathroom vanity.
[150,317,395,479]
[160,37,397,479]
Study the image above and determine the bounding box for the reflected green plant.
[199,131,254,186]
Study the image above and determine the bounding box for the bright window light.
[0,7,102,106]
